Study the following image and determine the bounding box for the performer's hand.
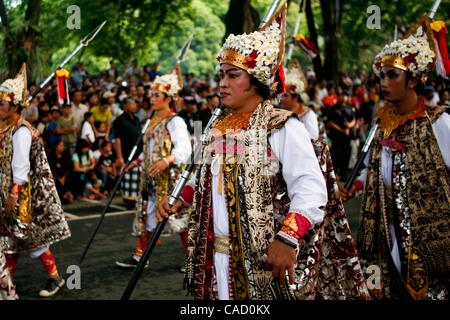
[116,157,125,170]
[5,196,18,225]
[148,160,168,177]
[156,196,183,223]
[267,240,297,285]
[337,182,356,201]
[125,161,136,173]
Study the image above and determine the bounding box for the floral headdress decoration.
[373,15,440,82]
[152,64,182,97]
[0,63,29,108]
[285,59,309,103]
[217,3,287,94]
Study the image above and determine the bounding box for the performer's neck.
[155,107,171,117]
[6,113,20,125]
[391,91,418,115]
[230,96,263,114]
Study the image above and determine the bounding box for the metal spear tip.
[176,35,193,64]
[81,20,107,46]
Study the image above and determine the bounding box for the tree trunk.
[319,0,338,82]
[223,0,260,41]
[1,0,41,81]
[305,0,323,79]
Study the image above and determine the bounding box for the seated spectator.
[48,140,74,204]
[96,140,117,192]
[83,170,107,200]
[72,139,97,199]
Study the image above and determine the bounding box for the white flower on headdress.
[0,64,27,107]
[285,62,308,103]
[152,72,180,97]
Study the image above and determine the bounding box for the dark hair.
[406,72,425,95]
[75,139,90,162]
[206,93,220,101]
[249,75,271,100]
[84,111,93,121]
[100,139,111,149]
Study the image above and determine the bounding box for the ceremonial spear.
[285,0,304,67]
[120,0,286,300]
[28,21,107,102]
[79,35,193,265]
[344,0,443,191]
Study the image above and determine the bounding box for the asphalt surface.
[12,196,362,300]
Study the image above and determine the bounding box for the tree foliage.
[0,0,448,83]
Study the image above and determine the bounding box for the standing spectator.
[103,91,123,121]
[178,96,201,135]
[80,112,97,146]
[112,98,142,209]
[327,91,357,181]
[56,104,78,155]
[36,110,49,136]
[90,98,113,139]
[71,89,89,129]
[21,98,39,125]
[44,107,62,152]
[149,62,161,81]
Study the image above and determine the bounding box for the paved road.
[13,197,362,300]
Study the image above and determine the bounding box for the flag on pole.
[55,68,70,105]
[294,33,318,58]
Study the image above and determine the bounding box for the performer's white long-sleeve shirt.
[143,116,192,233]
[298,109,320,140]
[12,126,32,184]
[211,117,327,299]
[138,116,192,166]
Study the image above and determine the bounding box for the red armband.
[353,180,364,192]
[279,212,311,241]
[179,184,194,207]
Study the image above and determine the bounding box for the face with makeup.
[380,66,417,103]
[150,90,170,111]
[218,64,260,111]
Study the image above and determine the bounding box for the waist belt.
[214,235,229,255]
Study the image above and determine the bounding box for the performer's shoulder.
[268,107,297,131]
[14,118,35,135]
[426,104,447,123]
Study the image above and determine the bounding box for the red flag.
[294,33,318,59]
[56,69,70,105]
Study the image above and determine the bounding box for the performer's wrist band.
[353,180,364,192]
[162,157,170,167]
[275,232,298,249]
